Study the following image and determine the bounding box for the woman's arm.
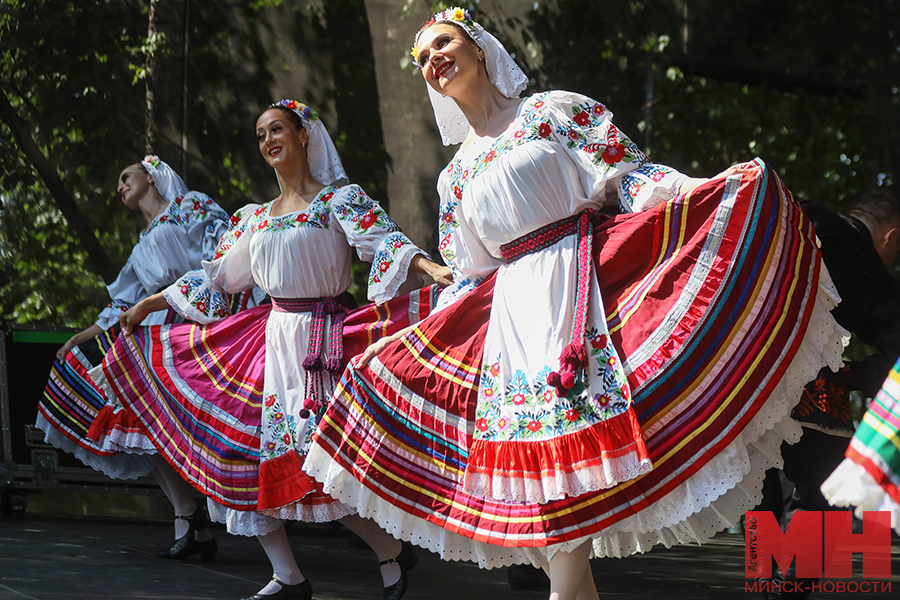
[353,322,418,369]
[410,255,453,286]
[56,324,104,360]
[119,292,170,335]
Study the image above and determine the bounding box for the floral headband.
[139,155,188,203]
[270,99,318,122]
[410,7,474,68]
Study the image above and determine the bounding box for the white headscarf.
[268,99,349,187]
[141,155,188,203]
[411,7,528,146]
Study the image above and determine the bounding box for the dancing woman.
[103,100,450,600]
[39,156,234,559]
[305,8,848,600]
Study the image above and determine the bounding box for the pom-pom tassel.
[302,354,322,371]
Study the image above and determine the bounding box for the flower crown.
[142,155,161,168]
[410,7,474,69]
[270,99,318,121]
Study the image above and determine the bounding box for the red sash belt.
[499,210,601,397]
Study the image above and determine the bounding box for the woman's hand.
[678,161,756,196]
[119,292,169,335]
[56,324,103,361]
[353,323,416,369]
[411,255,454,287]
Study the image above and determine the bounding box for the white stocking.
[255,523,305,595]
[150,455,208,540]
[545,542,597,600]
[339,514,402,586]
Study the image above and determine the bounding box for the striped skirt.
[98,286,439,511]
[305,160,847,567]
[822,356,900,532]
[38,324,156,479]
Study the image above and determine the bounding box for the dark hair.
[849,189,900,227]
[265,105,305,131]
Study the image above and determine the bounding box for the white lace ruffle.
[463,447,653,504]
[307,271,848,568]
[822,458,900,533]
[35,413,156,480]
[368,246,426,306]
[257,499,354,524]
[207,500,285,538]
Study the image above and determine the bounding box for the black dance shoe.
[240,577,312,600]
[156,505,218,561]
[381,541,418,600]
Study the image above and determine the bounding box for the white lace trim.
[207,500,284,537]
[306,275,847,568]
[207,498,354,537]
[368,247,426,306]
[35,413,156,480]
[463,449,654,504]
[822,458,900,533]
[258,499,354,524]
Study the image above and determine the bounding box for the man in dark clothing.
[757,190,900,599]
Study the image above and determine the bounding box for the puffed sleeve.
[95,255,145,329]
[328,185,426,305]
[162,204,261,324]
[542,90,686,212]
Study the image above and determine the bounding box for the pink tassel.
[559,342,587,368]
[302,354,322,371]
[323,357,343,374]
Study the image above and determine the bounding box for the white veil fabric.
[269,99,349,187]
[412,8,528,146]
[141,155,189,203]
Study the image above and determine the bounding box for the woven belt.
[499,210,600,397]
[270,296,346,374]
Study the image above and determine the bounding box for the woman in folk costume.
[304,8,848,600]
[822,356,900,534]
[102,100,451,600]
[39,156,236,560]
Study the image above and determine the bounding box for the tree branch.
[0,86,117,284]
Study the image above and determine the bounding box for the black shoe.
[156,505,217,561]
[240,577,312,600]
[381,542,417,600]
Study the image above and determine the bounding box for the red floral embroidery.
[282,433,292,444]
[484,150,496,163]
[601,142,625,164]
[453,185,463,200]
[527,420,542,432]
[512,393,526,406]
[591,104,605,116]
[573,111,590,126]
[565,409,580,422]
[321,192,334,203]
[180,285,189,295]
[196,301,206,312]
[475,418,488,431]
[360,211,377,230]
[489,362,500,377]
[590,334,608,350]
[230,215,241,226]
[652,171,665,183]
[296,214,309,223]
[379,260,391,273]
[538,123,552,138]
[513,130,525,139]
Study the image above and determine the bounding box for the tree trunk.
[144,0,187,173]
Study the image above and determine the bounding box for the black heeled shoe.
[156,505,218,561]
[381,541,418,600]
[240,577,312,600]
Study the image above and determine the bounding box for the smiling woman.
[96,100,451,600]
[304,8,849,600]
